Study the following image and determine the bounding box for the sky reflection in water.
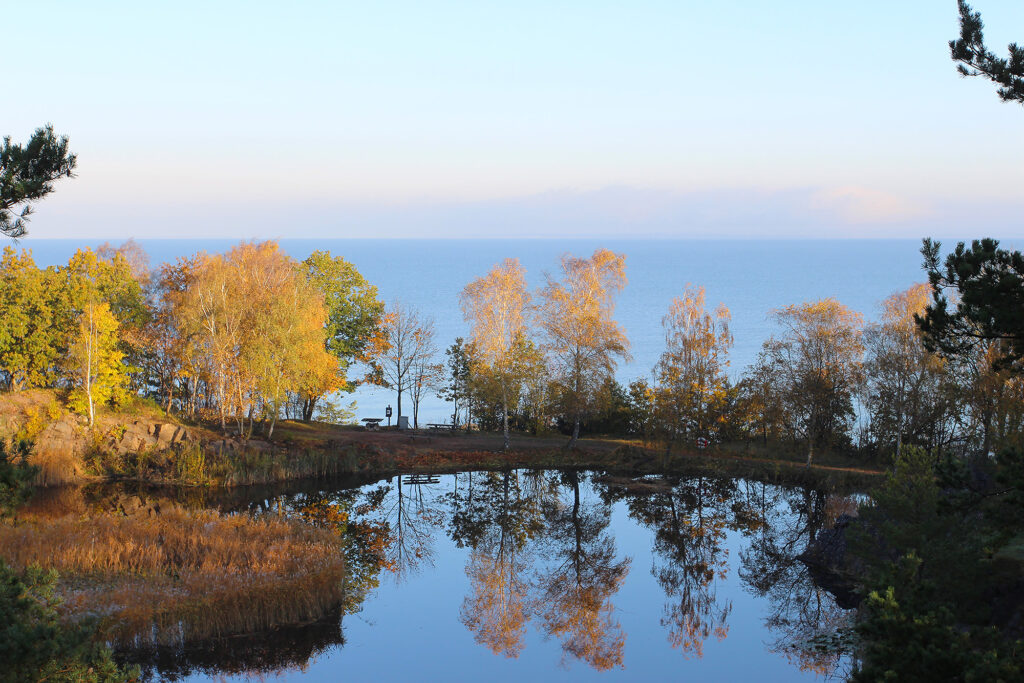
[150,470,853,682]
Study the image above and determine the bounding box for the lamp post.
[386,405,392,427]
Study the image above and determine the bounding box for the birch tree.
[174,242,336,436]
[377,303,435,427]
[655,286,733,452]
[67,301,125,426]
[762,299,864,466]
[461,258,535,450]
[538,249,630,449]
[178,252,242,431]
[865,284,951,458]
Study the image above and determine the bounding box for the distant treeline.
[1,240,1020,463]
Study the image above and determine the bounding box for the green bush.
[850,447,1024,679]
[0,440,36,519]
[0,561,138,682]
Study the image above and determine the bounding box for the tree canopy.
[951,1,1024,105]
[917,238,1024,371]
[1,125,77,238]
[539,249,630,448]
[461,258,535,450]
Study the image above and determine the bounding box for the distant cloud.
[809,186,931,224]
[27,184,1024,240]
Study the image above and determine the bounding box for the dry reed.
[208,445,362,486]
[29,444,84,486]
[0,507,346,646]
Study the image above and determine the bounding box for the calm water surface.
[116,470,854,682]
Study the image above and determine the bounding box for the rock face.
[798,514,863,609]
[108,420,198,456]
[31,417,88,484]
[1,394,203,484]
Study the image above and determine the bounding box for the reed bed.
[29,444,84,486]
[0,507,346,646]
[209,444,362,486]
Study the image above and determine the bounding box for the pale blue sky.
[7,1,1024,238]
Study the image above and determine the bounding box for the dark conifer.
[951,1,1024,105]
[917,238,1024,371]
[0,125,77,238]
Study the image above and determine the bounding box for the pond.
[114,470,856,681]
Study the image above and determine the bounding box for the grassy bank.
[335,441,882,492]
[1,390,883,490]
[0,506,347,647]
[58,429,889,491]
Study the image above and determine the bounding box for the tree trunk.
[86,307,94,428]
[163,380,174,416]
[302,396,317,422]
[245,404,255,440]
[397,389,403,428]
[571,470,582,575]
[568,416,580,450]
[218,376,227,433]
[502,387,510,452]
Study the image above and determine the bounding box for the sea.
[22,238,929,424]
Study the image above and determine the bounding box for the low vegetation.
[0,506,346,647]
[848,446,1024,679]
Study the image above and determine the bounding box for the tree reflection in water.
[738,482,855,676]
[535,470,631,670]
[449,471,545,657]
[605,475,745,658]
[447,470,631,669]
[288,469,853,675]
[121,609,345,682]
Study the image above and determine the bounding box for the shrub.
[0,440,36,518]
[0,560,138,682]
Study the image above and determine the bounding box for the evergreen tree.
[951,1,1024,105]
[440,338,472,427]
[0,440,36,519]
[0,125,77,238]
[917,238,1024,372]
[0,562,137,682]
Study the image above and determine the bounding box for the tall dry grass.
[29,445,84,486]
[207,445,362,486]
[0,507,346,646]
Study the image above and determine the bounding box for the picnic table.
[427,423,456,431]
[361,418,384,431]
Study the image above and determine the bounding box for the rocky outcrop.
[31,417,89,485]
[108,420,199,456]
[0,391,206,484]
[798,513,864,609]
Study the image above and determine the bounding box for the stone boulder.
[797,514,864,609]
[110,420,196,455]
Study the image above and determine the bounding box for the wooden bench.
[361,418,384,431]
